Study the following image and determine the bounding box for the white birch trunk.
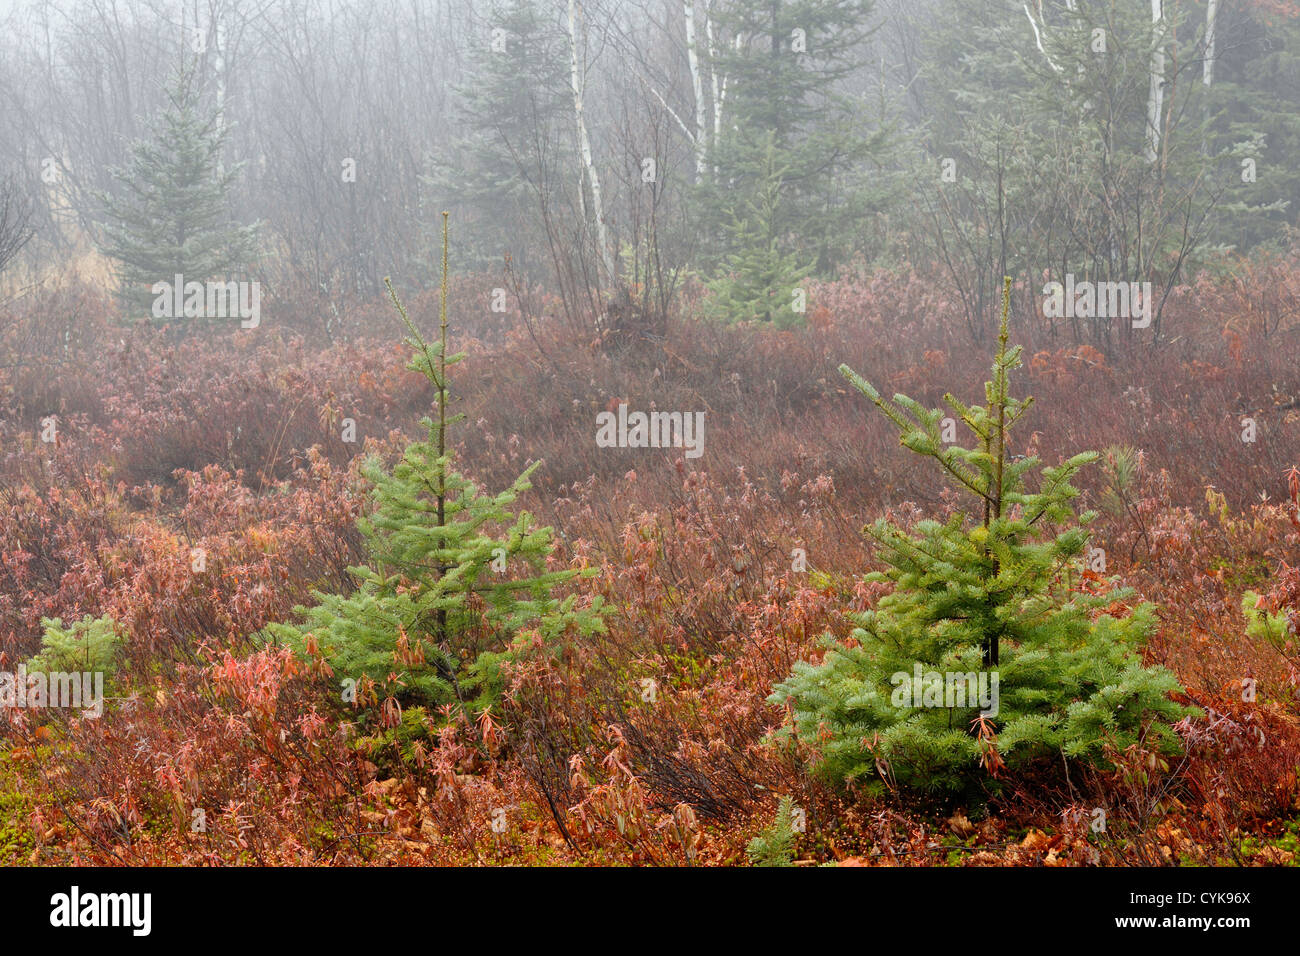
[684,0,708,179]
[1022,3,1062,73]
[566,0,615,281]
[1145,0,1165,164]
[704,0,726,146]
[215,15,227,162]
[1204,0,1218,86]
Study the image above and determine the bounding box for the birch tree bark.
[1204,0,1218,86]
[1022,2,1062,73]
[566,0,616,281]
[684,0,708,180]
[1145,0,1165,164]
[704,0,727,147]
[214,14,227,172]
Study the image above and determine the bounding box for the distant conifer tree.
[98,69,259,322]
[703,133,812,327]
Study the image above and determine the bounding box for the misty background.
[0,0,1295,352]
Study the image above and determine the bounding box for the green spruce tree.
[699,0,883,276]
[704,133,811,326]
[268,214,605,758]
[28,614,123,681]
[98,69,259,322]
[425,0,571,278]
[745,795,799,866]
[771,278,1192,796]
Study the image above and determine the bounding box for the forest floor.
[1,263,1298,865]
